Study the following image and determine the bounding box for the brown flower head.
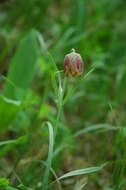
[64,49,83,77]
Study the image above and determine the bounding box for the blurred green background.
[0,0,126,189]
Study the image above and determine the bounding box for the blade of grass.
[0,95,21,131]
[74,124,121,138]
[74,182,87,190]
[51,73,58,99]
[20,159,62,190]
[0,135,27,157]
[117,127,126,189]
[63,86,76,105]
[40,161,62,190]
[0,139,19,146]
[50,163,107,187]
[57,163,107,181]
[82,68,95,81]
[42,122,54,190]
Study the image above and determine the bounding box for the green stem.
[54,77,67,142]
[54,104,62,141]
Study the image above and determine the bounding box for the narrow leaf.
[0,95,21,131]
[74,124,120,138]
[42,122,54,190]
[58,163,106,181]
[0,136,27,157]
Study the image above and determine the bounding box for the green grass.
[0,0,126,189]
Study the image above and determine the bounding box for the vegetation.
[0,0,126,189]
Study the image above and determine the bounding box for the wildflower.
[64,49,83,77]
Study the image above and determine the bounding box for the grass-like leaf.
[42,122,54,190]
[74,124,121,138]
[0,30,39,130]
[4,30,39,101]
[57,163,107,181]
[0,136,27,157]
[0,95,21,131]
[74,182,87,190]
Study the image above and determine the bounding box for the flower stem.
[54,77,67,142]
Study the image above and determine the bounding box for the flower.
[64,49,83,77]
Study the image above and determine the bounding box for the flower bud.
[64,49,83,77]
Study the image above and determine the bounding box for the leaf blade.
[42,122,54,190]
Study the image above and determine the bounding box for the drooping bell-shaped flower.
[64,49,83,77]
